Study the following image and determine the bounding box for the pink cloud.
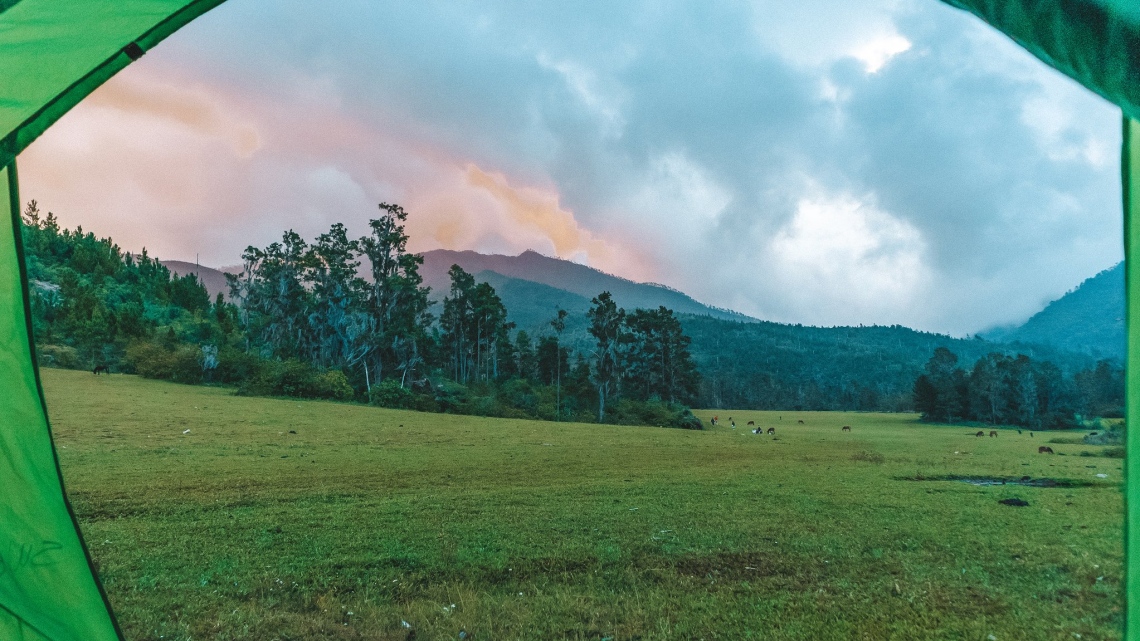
[17,62,657,284]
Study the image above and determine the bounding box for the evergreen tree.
[623,306,699,404]
[587,291,625,422]
[358,203,434,387]
[549,308,568,420]
[922,347,964,423]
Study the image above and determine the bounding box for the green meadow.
[44,369,1122,640]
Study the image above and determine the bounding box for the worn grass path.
[43,369,1122,640]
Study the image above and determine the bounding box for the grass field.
[44,369,1123,640]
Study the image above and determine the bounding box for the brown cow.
[1038,446,1054,454]
[841,425,851,432]
[975,431,985,437]
[797,420,805,424]
[747,421,755,426]
[989,431,997,437]
[767,427,775,435]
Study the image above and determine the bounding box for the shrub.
[214,347,264,384]
[410,393,439,413]
[370,379,414,409]
[497,378,538,414]
[677,410,704,430]
[607,398,701,429]
[37,344,79,369]
[238,360,353,401]
[169,346,204,384]
[125,341,177,380]
[1084,429,1124,446]
[432,380,470,413]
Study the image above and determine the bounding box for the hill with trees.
[42,200,1115,424]
[983,263,1123,360]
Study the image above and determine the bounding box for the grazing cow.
[797,420,805,424]
[747,421,755,426]
[1038,446,1054,454]
[731,421,736,429]
[1090,431,1099,436]
[1017,429,1022,434]
[841,425,852,432]
[1030,432,1034,438]
[990,431,998,438]
[975,431,985,437]
[92,365,109,375]
[767,427,775,435]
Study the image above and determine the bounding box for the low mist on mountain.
[983,263,1123,360]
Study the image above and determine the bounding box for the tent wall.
[0,2,228,638]
[941,0,1140,122]
[0,162,119,640]
[1126,117,1140,638]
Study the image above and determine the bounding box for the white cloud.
[768,192,929,321]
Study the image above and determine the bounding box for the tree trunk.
[598,384,606,423]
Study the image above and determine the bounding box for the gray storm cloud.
[17,0,1121,335]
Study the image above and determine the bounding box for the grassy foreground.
[44,369,1122,640]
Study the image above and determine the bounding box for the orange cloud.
[463,165,636,267]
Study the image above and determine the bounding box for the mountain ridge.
[418,249,758,323]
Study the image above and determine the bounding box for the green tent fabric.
[0,162,118,641]
[1124,115,1140,638]
[0,1,1139,639]
[941,1,1140,122]
[0,3,227,639]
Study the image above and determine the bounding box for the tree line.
[912,347,1123,428]
[23,201,701,428]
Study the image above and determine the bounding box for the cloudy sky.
[18,0,1122,335]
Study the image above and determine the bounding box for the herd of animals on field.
[91,366,1096,455]
[708,413,1086,454]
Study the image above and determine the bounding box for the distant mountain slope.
[162,261,232,301]
[984,263,1123,360]
[466,268,1097,411]
[419,249,756,322]
[682,317,1093,410]
[161,251,1099,412]
[473,270,592,337]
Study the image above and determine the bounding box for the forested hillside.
[51,200,1112,421]
[22,201,223,369]
[984,263,1123,359]
[682,317,1095,411]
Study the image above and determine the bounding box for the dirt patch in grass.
[896,474,1105,488]
[850,450,885,464]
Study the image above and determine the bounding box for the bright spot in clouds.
[851,34,913,73]
[770,193,929,319]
